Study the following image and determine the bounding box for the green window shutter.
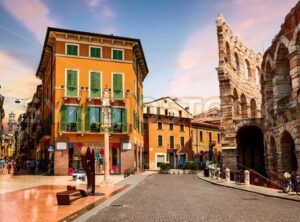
[90,72,101,97]
[122,108,127,132]
[133,111,136,129]
[99,108,103,132]
[67,70,78,97]
[141,94,143,106]
[67,45,78,56]
[113,74,123,99]
[91,47,101,58]
[113,50,123,60]
[110,108,115,132]
[137,87,140,103]
[60,105,66,131]
[141,121,144,134]
[85,106,91,132]
[76,106,82,132]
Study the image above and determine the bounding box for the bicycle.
[282,172,300,194]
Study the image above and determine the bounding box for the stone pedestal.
[244,170,250,185]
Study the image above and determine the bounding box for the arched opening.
[275,44,292,110]
[234,53,240,72]
[245,59,250,80]
[225,42,231,63]
[255,67,260,85]
[250,99,256,118]
[269,136,277,173]
[280,131,297,173]
[233,88,240,117]
[240,94,248,118]
[236,125,265,174]
[264,62,274,114]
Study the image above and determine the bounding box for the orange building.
[35,27,148,175]
[143,97,193,170]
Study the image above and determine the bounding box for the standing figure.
[80,145,95,194]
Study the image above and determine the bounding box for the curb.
[71,174,152,222]
[197,174,300,203]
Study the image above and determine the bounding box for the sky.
[0,0,298,125]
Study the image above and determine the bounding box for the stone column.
[225,167,230,182]
[244,170,250,185]
[104,127,110,181]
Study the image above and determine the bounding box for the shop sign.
[122,143,132,150]
[56,142,67,150]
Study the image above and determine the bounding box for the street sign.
[47,145,55,152]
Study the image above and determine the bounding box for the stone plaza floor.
[0,173,128,222]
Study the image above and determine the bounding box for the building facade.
[191,118,221,163]
[35,28,148,175]
[261,2,300,175]
[216,14,263,172]
[143,97,193,170]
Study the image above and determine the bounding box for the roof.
[35,27,149,78]
[191,120,220,129]
[144,96,193,116]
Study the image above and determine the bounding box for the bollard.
[244,170,250,185]
[225,168,230,182]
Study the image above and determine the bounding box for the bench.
[56,186,87,205]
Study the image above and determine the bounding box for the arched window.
[234,53,240,71]
[264,62,273,113]
[241,94,248,118]
[250,99,257,118]
[255,67,260,85]
[225,42,230,63]
[233,88,240,117]
[245,60,250,80]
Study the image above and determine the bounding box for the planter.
[160,170,170,174]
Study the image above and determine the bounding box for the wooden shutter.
[67,70,77,96]
[76,106,82,132]
[60,105,66,131]
[90,72,101,97]
[113,74,123,99]
[85,106,90,132]
[137,87,140,103]
[122,108,127,132]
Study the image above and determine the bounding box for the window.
[112,108,127,132]
[112,49,124,60]
[170,136,174,148]
[90,46,101,58]
[90,72,101,98]
[156,154,165,168]
[218,133,220,143]
[86,106,101,132]
[60,105,82,132]
[147,107,150,114]
[66,69,78,97]
[158,135,163,147]
[158,122,162,130]
[157,107,160,115]
[209,132,212,142]
[66,44,78,56]
[180,124,184,132]
[179,111,182,118]
[169,123,173,131]
[200,131,203,142]
[180,137,185,148]
[112,73,123,99]
[165,109,168,116]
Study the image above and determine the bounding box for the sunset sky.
[0,0,298,124]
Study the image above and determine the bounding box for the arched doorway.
[269,136,277,172]
[280,131,297,173]
[236,125,265,174]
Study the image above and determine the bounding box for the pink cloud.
[1,0,57,43]
[85,0,103,8]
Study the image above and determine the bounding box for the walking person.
[0,159,5,173]
[7,159,12,174]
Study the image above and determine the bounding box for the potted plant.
[159,163,171,174]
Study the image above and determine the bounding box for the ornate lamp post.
[101,87,111,182]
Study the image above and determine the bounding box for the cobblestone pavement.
[87,174,300,222]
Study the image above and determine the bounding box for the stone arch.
[250,98,257,118]
[269,136,278,173]
[264,62,274,113]
[240,94,248,118]
[273,35,291,61]
[280,130,298,173]
[244,59,251,80]
[233,88,240,117]
[225,41,231,64]
[274,43,292,109]
[234,52,240,71]
[236,125,265,174]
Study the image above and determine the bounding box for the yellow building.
[143,97,193,170]
[35,27,148,175]
[191,119,221,162]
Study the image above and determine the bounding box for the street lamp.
[101,87,111,182]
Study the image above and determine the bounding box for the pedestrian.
[7,159,12,174]
[15,159,20,175]
[0,159,5,173]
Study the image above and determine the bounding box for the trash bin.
[204,168,209,177]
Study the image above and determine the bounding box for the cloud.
[0,52,40,123]
[1,0,57,43]
[85,0,103,8]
